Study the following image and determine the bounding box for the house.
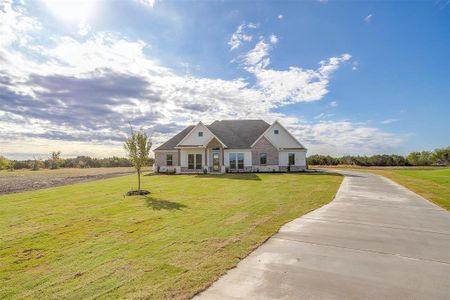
[153,120,307,173]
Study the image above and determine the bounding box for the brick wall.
[251,136,279,165]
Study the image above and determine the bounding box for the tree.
[31,156,43,171]
[432,146,450,166]
[0,156,11,170]
[124,129,152,193]
[49,151,62,169]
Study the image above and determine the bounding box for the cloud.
[77,22,91,36]
[136,0,157,8]
[364,14,372,23]
[0,2,400,158]
[277,14,283,19]
[381,118,400,124]
[329,101,338,107]
[290,121,402,155]
[269,34,278,44]
[242,39,273,70]
[228,22,258,51]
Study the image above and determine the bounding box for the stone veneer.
[251,136,279,166]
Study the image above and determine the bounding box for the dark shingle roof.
[154,120,270,150]
[207,120,270,149]
[154,125,195,150]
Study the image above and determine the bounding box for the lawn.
[356,168,450,211]
[0,172,342,299]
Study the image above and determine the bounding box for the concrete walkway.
[196,171,450,299]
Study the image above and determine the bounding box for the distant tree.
[407,151,433,166]
[432,146,450,166]
[124,129,152,193]
[31,156,43,171]
[49,151,62,169]
[0,156,11,170]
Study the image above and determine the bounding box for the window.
[188,154,195,169]
[188,154,202,169]
[229,152,245,170]
[166,154,173,166]
[260,153,267,165]
[195,154,202,169]
[237,153,244,169]
[288,153,295,166]
[198,131,203,137]
[274,129,279,134]
[229,153,236,169]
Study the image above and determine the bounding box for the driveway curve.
[196,170,450,299]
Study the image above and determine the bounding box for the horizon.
[1,0,449,160]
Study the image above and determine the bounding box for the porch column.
[177,149,180,166]
[221,147,224,165]
[204,148,207,168]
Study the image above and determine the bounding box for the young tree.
[124,129,152,193]
[49,151,62,169]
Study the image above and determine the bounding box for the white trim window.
[260,153,267,165]
[188,154,202,170]
[166,154,173,166]
[288,153,295,166]
[229,153,244,170]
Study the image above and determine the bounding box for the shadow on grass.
[144,196,188,211]
[195,174,262,181]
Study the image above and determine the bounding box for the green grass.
[358,168,450,211]
[0,173,342,299]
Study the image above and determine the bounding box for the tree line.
[307,146,450,167]
[0,153,154,171]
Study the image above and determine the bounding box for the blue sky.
[0,0,449,159]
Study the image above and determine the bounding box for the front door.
[212,152,220,172]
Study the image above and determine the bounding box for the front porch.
[178,137,226,173]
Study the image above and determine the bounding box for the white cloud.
[381,118,400,124]
[242,39,272,70]
[136,0,156,8]
[277,14,283,19]
[77,22,91,36]
[0,2,401,158]
[329,101,338,107]
[228,22,258,51]
[364,14,372,23]
[291,121,402,155]
[269,34,278,44]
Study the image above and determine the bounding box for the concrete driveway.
[196,170,450,299]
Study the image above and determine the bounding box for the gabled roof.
[251,120,306,149]
[176,121,227,148]
[154,120,272,150]
[154,125,194,151]
[207,120,270,149]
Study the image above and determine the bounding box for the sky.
[1,0,449,160]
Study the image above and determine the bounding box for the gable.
[263,122,305,149]
[252,136,277,151]
[177,122,213,147]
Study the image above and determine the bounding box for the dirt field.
[0,167,151,195]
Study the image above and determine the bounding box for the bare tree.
[49,151,62,169]
[124,129,152,193]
